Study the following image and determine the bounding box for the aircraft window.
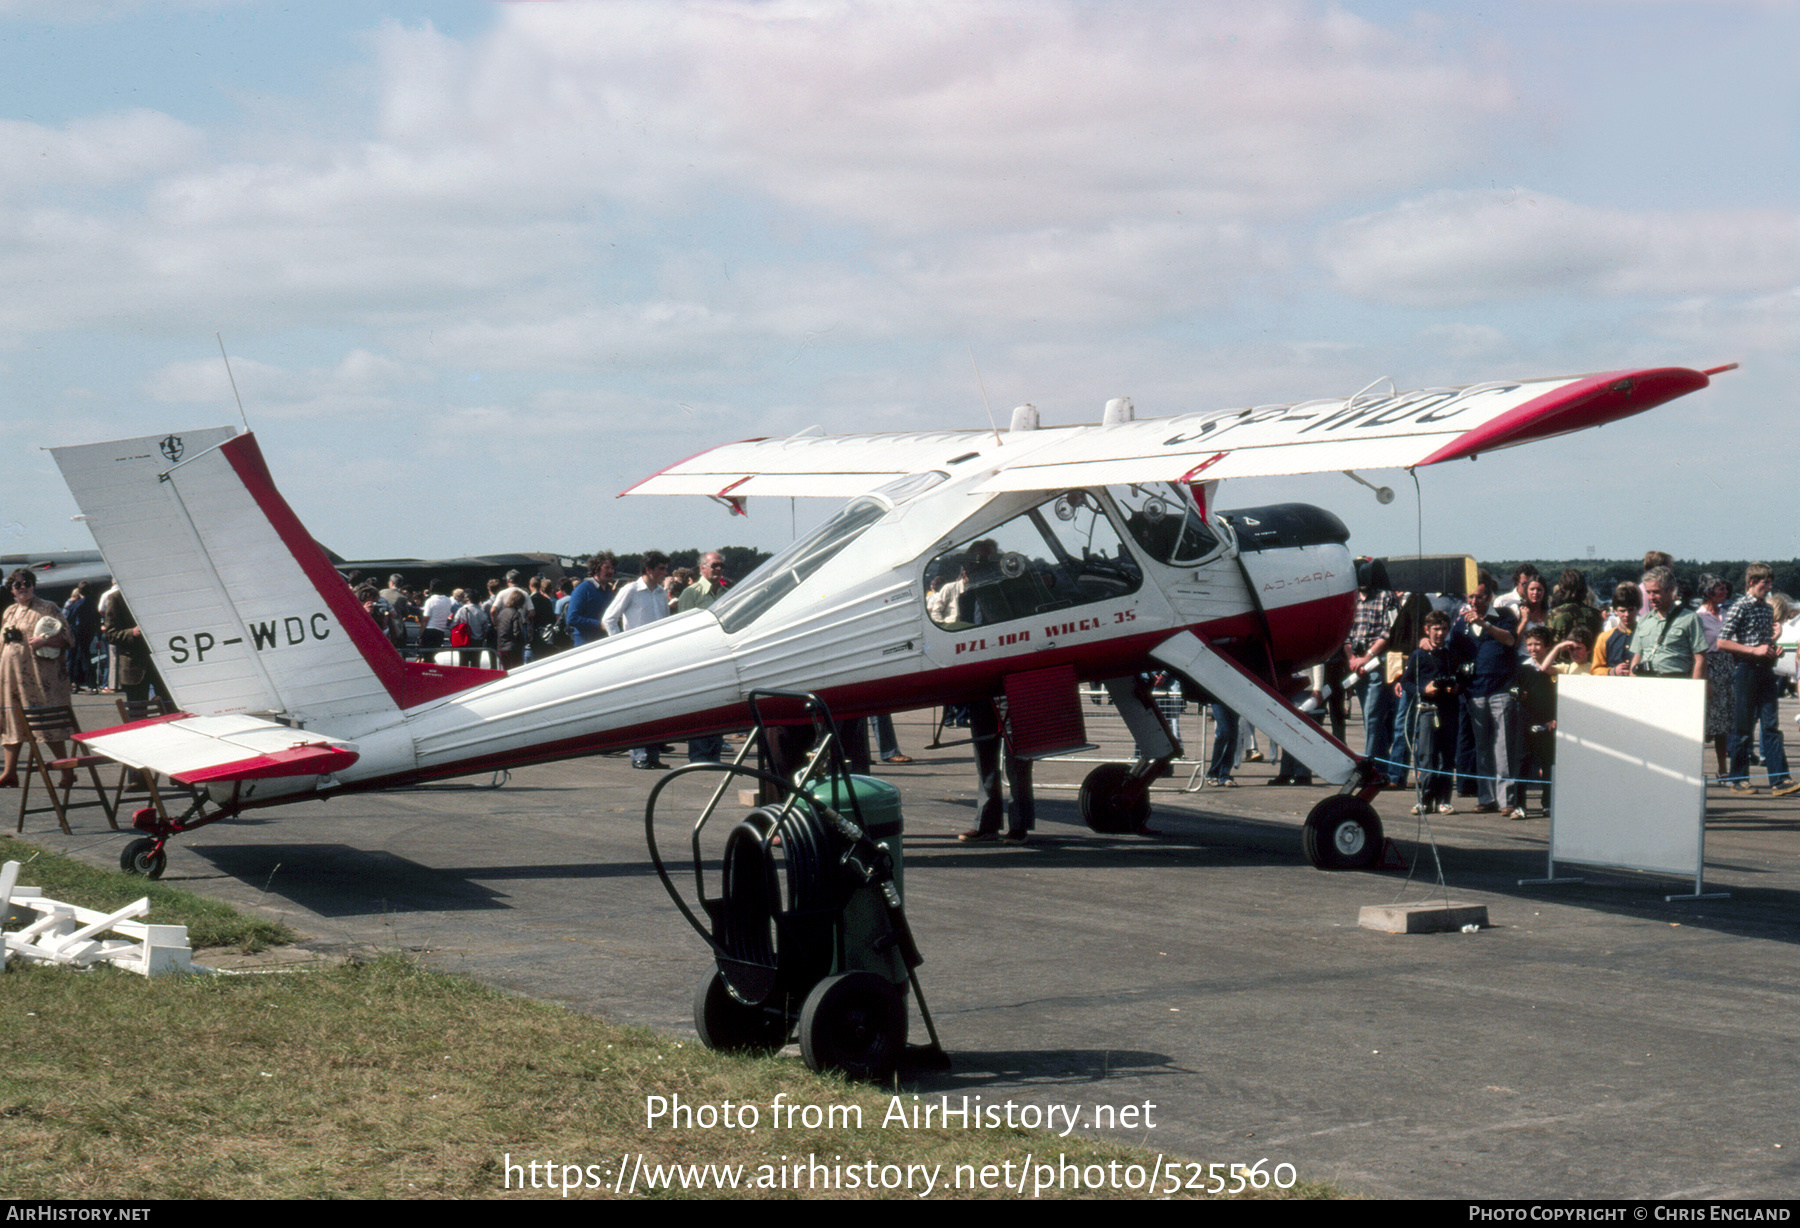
[926,491,1142,630]
[713,495,890,634]
[872,470,946,504]
[1110,483,1220,566]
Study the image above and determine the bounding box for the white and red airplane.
[54,363,1726,877]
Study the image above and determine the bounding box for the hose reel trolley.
[645,691,946,1080]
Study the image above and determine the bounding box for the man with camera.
[1628,566,1707,682]
[1450,571,1522,816]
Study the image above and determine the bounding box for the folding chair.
[15,704,118,834]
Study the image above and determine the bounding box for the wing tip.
[1416,366,1711,468]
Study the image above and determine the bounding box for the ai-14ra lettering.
[1261,570,1335,594]
[167,612,331,664]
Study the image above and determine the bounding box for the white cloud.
[145,347,431,418]
[1320,189,1800,306]
[1646,287,1800,355]
[419,301,742,373]
[1415,322,1510,360]
[376,0,1513,235]
[0,110,203,195]
[0,2,1514,347]
[145,353,284,404]
[876,222,1284,328]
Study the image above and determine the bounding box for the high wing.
[620,366,1716,498]
[619,428,1022,499]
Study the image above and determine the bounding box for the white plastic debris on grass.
[1,859,195,976]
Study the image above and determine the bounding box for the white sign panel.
[1552,675,1707,884]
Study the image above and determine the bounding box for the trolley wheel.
[693,969,788,1053]
[1078,763,1151,834]
[119,837,167,880]
[798,971,907,1081]
[1302,795,1383,870]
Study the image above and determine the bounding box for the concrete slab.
[1358,902,1489,933]
[15,694,1800,1200]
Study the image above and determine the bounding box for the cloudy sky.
[2,0,1794,568]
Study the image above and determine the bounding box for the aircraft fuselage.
[221,476,1354,809]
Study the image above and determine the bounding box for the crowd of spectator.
[342,550,732,673]
[1322,553,1800,818]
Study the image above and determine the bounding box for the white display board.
[1546,675,1712,896]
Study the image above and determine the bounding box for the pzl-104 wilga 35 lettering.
[55,364,1728,877]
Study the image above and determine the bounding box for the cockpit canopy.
[711,471,945,634]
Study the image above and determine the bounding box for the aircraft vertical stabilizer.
[51,430,487,729]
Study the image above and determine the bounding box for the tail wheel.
[1302,795,1383,870]
[119,837,167,880]
[1078,763,1151,833]
[798,971,907,1081]
[692,970,788,1054]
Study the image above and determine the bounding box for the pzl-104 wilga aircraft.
[54,363,1726,877]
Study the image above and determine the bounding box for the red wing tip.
[1702,362,1739,377]
[1416,366,1712,469]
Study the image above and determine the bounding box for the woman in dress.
[1513,577,1550,662]
[0,568,74,788]
[1695,573,1735,780]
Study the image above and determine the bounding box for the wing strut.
[1149,630,1366,788]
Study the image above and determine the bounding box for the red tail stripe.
[220,435,413,706]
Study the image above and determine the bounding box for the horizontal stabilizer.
[79,713,359,785]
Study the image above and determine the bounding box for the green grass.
[2,845,1342,1200]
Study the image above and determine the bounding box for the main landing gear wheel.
[1079,763,1151,834]
[1302,795,1383,870]
[798,971,907,1081]
[119,837,167,880]
[693,970,788,1054]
